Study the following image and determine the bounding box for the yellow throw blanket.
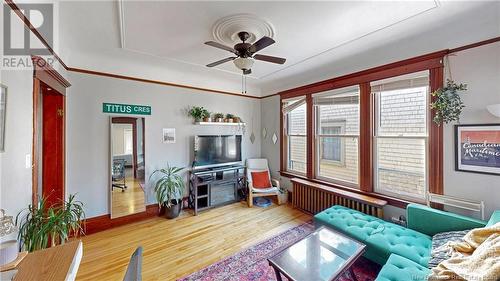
[428,222,500,281]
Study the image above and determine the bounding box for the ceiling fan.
[204,31,286,75]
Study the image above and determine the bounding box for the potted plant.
[202,109,211,122]
[430,79,467,125]
[16,194,85,252]
[233,115,241,123]
[188,106,209,122]
[225,113,235,123]
[213,113,224,122]
[278,187,288,204]
[150,165,185,219]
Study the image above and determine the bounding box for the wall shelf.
[195,122,246,126]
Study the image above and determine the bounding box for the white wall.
[66,72,262,217]
[443,42,500,219]
[0,69,34,219]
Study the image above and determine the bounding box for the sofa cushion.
[314,205,432,267]
[375,254,430,281]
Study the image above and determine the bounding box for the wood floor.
[77,202,311,281]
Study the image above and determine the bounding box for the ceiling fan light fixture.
[233,57,254,70]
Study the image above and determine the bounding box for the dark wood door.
[42,87,65,207]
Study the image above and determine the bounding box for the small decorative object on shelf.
[188,106,210,123]
[430,79,467,125]
[213,113,224,122]
[225,113,235,123]
[233,116,241,123]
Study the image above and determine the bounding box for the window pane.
[285,100,307,174]
[318,136,359,184]
[378,86,428,136]
[314,87,359,185]
[288,103,306,135]
[288,136,306,173]
[375,138,426,199]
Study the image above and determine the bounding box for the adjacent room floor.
[76,202,311,280]
[112,167,146,218]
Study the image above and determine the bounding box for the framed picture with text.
[455,124,500,176]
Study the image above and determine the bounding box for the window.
[314,87,359,185]
[124,128,133,155]
[372,72,429,201]
[283,98,307,174]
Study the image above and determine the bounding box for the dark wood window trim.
[279,51,446,208]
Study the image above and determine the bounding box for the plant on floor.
[430,79,467,125]
[188,106,210,122]
[150,165,185,219]
[16,194,85,252]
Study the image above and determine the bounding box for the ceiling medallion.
[212,13,275,46]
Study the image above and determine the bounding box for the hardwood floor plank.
[77,202,311,281]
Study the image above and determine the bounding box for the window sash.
[373,134,428,202]
[316,136,359,186]
[374,86,429,138]
[287,135,307,174]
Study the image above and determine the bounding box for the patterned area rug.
[178,222,380,281]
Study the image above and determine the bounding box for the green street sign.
[103,103,151,115]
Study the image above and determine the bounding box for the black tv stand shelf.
[188,164,246,215]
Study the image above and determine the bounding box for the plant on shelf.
[150,164,185,219]
[188,106,210,122]
[202,109,211,122]
[225,113,235,123]
[16,194,85,252]
[430,79,467,125]
[232,115,241,123]
[213,113,225,122]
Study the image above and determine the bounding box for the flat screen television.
[194,135,242,168]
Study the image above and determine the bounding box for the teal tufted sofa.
[314,204,498,281]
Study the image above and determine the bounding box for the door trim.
[31,56,71,206]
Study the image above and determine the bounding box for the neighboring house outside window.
[315,87,360,186]
[372,73,429,201]
[320,124,345,163]
[283,99,307,174]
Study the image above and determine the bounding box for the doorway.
[40,83,65,207]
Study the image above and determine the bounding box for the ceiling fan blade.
[250,36,275,53]
[253,54,286,64]
[243,69,252,75]
[206,57,236,67]
[204,41,236,54]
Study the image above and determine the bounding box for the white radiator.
[427,193,485,220]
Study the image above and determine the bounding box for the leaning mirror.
[110,117,146,218]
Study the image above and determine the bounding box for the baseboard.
[84,204,159,235]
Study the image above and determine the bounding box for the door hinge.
[57,108,64,117]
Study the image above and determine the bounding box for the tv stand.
[188,165,246,215]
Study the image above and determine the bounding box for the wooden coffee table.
[268,226,366,281]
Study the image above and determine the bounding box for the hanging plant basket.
[430,79,467,125]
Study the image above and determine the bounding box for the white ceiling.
[56,1,500,96]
